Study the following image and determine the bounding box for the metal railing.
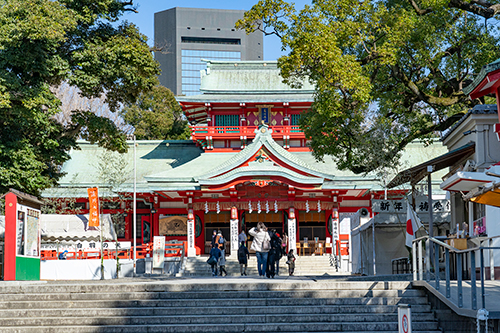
[41,242,188,261]
[412,235,500,310]
[190,125,305,138]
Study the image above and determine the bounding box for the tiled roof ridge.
[463,58,500,95]
[441,104,497,141]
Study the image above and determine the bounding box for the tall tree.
[121,85,191,140]
[237,0,500,173]
[0,0,159,195]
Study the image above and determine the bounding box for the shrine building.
[42,61,447,257]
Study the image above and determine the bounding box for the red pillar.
[4,193,18,281]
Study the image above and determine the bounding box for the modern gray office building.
[154,7,263,96]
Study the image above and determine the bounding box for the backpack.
[271,236,281,249]
[238,246,247,261]
[218,236,225,244]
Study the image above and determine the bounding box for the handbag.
[207,256,217,265]
[263,239,271,251]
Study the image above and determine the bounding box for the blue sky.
[124,0,311,61]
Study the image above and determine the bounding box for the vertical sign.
[187,219,195,257]
[288,219,297,253]
[230,219,239,259]
[261,107,269,123]
[398,305,412,333]
[25,207,40,257]
[87,187,99,227]
[16,210,25,256]
[16,204,41,257]
[152,236,165,269]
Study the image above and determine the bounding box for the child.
[238,241,250,276]
[287,249,296,276]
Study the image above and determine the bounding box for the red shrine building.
[43,61,437,258]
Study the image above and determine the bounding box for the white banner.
[332,217,339,243]
[153,236,165,269]
[230,219,238,258]
[187,219,195,257]
[288,219,297,253]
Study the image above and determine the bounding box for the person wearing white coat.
[249,222,271,277]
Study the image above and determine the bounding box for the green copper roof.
[194,125,336,183]
[463,58,500,95]
[42,133,450,197]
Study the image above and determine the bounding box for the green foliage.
[121,85,191,140]
[237,0,500,174]
[0,0,160,196]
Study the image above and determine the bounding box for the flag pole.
[99,186,104,280]
[133,134,137,276]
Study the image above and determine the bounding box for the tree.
[0,0,159,196]
[121,85,191,140]
[237,0,500,174]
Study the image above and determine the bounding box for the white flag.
[405,202,424,247]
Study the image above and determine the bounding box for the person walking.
[287,249,296,276]
[219,246,228,277]
[282,232,288,255]
[249,222,271,277]
[211,230,217,248]
[238,230,247,244]
[237,241,250,276]
[266,229,281,278]
[208,244,221,276]
[275,232,283,276]
[216,231,227,276]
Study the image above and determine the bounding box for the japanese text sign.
[87,187,99,227]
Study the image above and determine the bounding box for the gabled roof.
[197,125,335,181]
[146,124,335,188]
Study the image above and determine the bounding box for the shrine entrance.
[243,211,284,253]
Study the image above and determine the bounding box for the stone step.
[0,288,425,302]
[0,295,430,310]
[0,322,441,333]
[0,278,440,333]
[0,304,433,318]
[0,280,413,294]
[0,312,438,327]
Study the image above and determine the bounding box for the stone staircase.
[178,254,345,277]
[0,279,442,332]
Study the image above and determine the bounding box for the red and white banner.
[405,203,424,247]
[87,187,99,227]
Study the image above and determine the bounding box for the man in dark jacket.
[211,230,217,248]
[266,229,281,278]
[209,244,221,276]
[238,241,250,276]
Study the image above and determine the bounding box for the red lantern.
[231,206,238,220]
[332,208,339,219]
[289,207,295,219]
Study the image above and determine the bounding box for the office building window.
[181,36,241,45]
[181,49,241,95]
